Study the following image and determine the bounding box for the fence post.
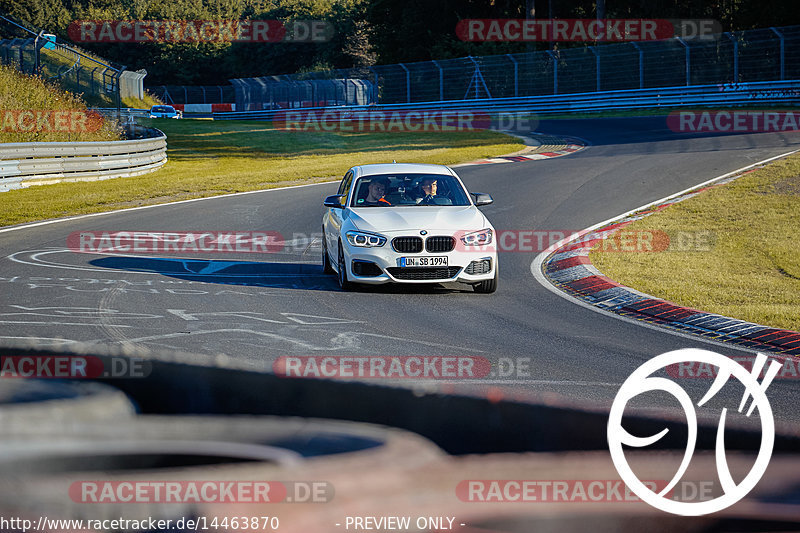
[114,68,124,116]
[201,86,206,104]
[369,67,379,104]
[90,66,99,95]
[724,32,739,82]
[630,42,644,89]
[589,46,600,91]
[431,60,444,101]
[506,54,518,97]
[547,50,558,94]
[399,63,410,103]
[770,27,785,80]
[676,37,690,85]
[33,31,41,75]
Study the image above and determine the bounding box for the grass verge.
[0,64,121,143]
[590,153,800,332]
[0,118,524,227]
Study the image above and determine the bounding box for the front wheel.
[322,231,334,274]
[473,264,498,294]
[337,242,355,291]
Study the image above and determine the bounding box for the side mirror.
[472,193,493,206]
[324,195,346,208]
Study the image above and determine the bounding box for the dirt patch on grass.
[772,175,800,195]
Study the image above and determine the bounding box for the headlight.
[461,228,493,246]
[346,231,386,247]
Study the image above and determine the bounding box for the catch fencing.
[0,16,146,107]
[210,24,800,113]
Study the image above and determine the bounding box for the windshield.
[152,106,174,113]
[351,173,471,207]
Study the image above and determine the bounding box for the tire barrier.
[0,380,137,432]
[0,415,444,524]
[1,340,800,531]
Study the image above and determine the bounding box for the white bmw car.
[322,163,498,293]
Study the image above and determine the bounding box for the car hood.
[349,206,489,233]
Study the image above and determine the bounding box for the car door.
[326,169,354,255]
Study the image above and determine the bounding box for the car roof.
[354,163,454,177]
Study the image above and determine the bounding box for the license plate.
[400,256,448,267]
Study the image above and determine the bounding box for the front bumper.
[343,239,497,285]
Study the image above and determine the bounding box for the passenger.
[361,177,391,206]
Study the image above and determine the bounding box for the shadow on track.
[88,256,472,294]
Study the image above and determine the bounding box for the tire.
[473,264,498,293]
[0,380,136,433]
[337,241,355,291]
[321,230,334,274]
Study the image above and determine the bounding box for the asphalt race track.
[1,116,798,426]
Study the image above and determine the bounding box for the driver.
[361,177,391,206]
[415,177,438,204]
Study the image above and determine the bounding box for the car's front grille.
[392,237,423,253]
[465,259,492,275]
[425,236,455,253]
[386,267,461,280]
[351,260,383,277]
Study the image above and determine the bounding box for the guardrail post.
[676,37,690,86]
[506,54,518,97]
[725,32,739,82]
[589,46,600,92]
[431,60,444,101]
[399,63,411,103]
[771,27,785,81]
[630,42,644,89]
[547,51,558,94]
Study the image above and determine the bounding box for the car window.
[351,174,471,207]
[337,170,354,206]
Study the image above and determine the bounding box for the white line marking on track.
[0,180,338,235]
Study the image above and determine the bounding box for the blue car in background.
[149,105,181,119]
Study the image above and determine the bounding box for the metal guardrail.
[212,80,800,121]
[0,129,166,192]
